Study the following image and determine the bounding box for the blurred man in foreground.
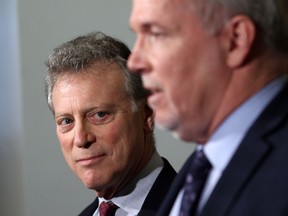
[128,0,288,215]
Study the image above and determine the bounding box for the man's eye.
[95,111,107,118]
[59,118,73,126]
[151,31,163,37]
[89,111,114,125]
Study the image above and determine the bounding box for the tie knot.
[189,149,212,173]
[99,201,119,216]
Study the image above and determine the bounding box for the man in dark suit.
[79,157,175,216]
[128,0,288,215]
[45,31,176,216]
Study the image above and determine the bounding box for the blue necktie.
[180,149,212,216]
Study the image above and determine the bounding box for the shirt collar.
[98,151,164,215]
[203,76,287,173]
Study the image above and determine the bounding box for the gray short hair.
[45,31,148,113]
[191,0,288,54]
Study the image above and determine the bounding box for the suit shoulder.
[78,198,98,216]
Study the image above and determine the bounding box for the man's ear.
[143,103,154,133]
[223,15,256,68]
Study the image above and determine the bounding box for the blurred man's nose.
[128,38,146,74]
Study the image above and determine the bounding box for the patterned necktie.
[99,201,119,216]
[179,149,212,216]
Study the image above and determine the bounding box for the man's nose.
[74,123,96,148]
[128,38,146,74]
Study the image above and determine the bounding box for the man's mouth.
[147,88,164,107]
[76,154,106,167]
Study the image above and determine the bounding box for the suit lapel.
[201,83,288,216]
[139,158,176,216]
[78,198,99,216]
[200,135,271,216]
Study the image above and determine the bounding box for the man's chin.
[155,117,194,142]
[80,176,101,190]
[155,117,178,132]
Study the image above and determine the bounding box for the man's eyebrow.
[131,19,159,31]
[84,104,120,113]
[142,21,163,30]
[54,104,118,118]
[54,112,69,119]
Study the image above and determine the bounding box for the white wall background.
[1,0,194,215]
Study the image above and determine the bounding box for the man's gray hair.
[190,0,288,54]
[45,31,148,113]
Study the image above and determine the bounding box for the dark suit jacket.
[79,158,176,216]
[158,84,288,216]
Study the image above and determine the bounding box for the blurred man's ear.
[223,15,256,68]
[144,103,154,133]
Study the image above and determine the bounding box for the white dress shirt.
[93,151,164,216]
[170,76,287,216]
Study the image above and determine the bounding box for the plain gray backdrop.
[1,0,194,215]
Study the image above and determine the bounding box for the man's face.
[52,64,153,198]
[128,0,231,142]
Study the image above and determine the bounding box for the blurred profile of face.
[52,63,153,198]
[128,0,231,142]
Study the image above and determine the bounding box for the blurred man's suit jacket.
[158,84,288,216]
